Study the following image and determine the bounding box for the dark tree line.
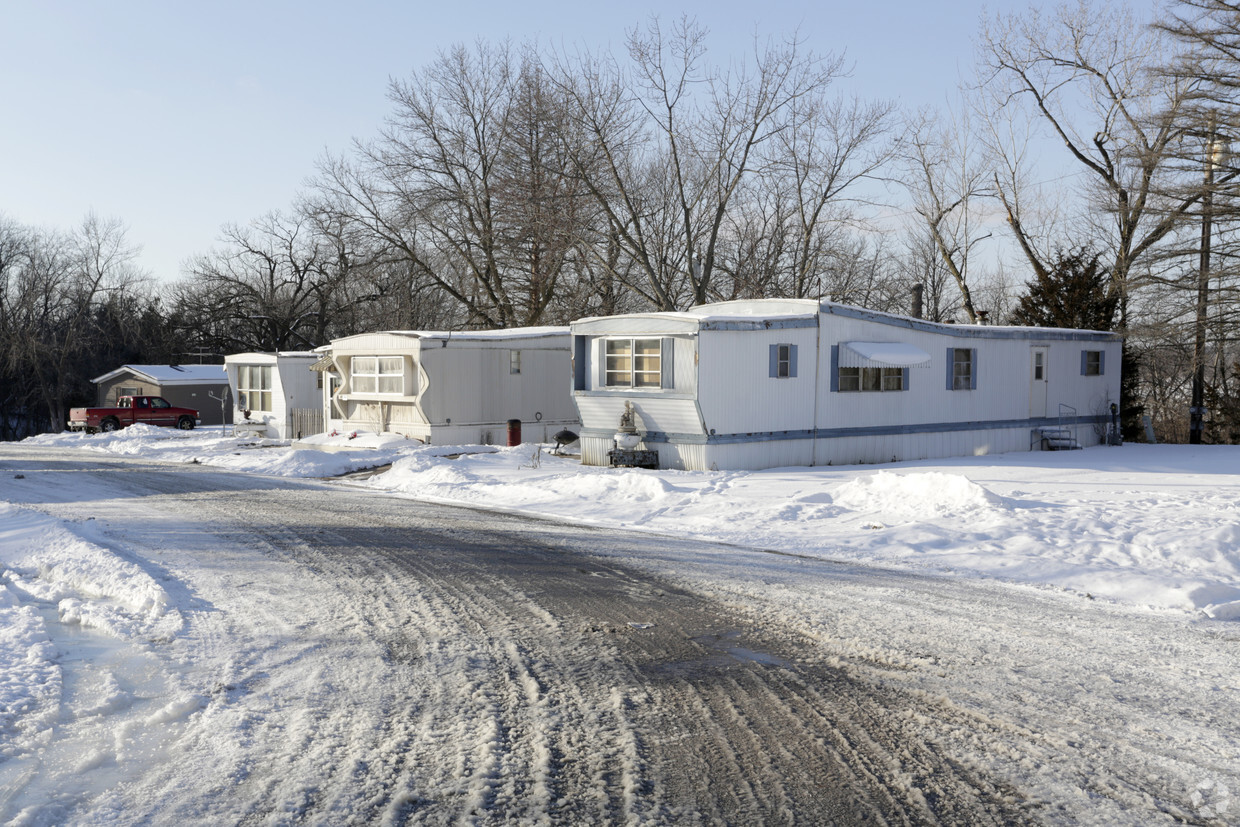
[0,214,180,437]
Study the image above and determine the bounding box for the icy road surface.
[0,444,1237,825]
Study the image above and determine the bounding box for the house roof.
[90,364,228,386]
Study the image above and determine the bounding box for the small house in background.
[319,327,578,445]
[223,352,322,440]
[569,298,1123,471]
[90,364,231,426]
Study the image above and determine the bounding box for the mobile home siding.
[326,328,576,444]
[571,299,1121,471]
[697,328,818,437]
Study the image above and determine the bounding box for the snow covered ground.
[20,424,1240,620]
[2,425,1239,823]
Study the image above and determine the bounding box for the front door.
[1029,347,1048,418]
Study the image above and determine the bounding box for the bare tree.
[1154,0,1240,442]
[975,0,1201,327]
[763,90,895,299]
[317,41,588,329]
[897,107,994,322]
[180,210,369,353]
[898,226,967,323]
[552,18,854,309]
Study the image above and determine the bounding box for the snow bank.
[0,504,180,639]
[22,427,1240,619]
[0,503,185,760]
[830,470,1007,521]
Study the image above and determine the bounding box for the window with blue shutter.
[769,344,797,378]
[948,348,975,390]
[1081,350,1103,376]
[661,337,675,388]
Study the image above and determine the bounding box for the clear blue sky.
[2,0,1037,283]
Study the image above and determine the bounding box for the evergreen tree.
[1007,247,1118,331]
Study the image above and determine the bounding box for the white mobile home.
[320,327,577,445]
[224,352,322,439]
[570,299,1123,471]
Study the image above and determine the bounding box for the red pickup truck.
[68,396,200,433]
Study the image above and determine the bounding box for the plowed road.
[2,446,1234,825]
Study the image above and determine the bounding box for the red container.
[506,418,521,446]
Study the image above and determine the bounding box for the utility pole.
[1190,123,1222,444]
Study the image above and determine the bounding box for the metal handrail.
[1059,403,1077,447]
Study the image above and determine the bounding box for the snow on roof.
[574,298,1118,340]
[223,352,319,364]
[392,326,569,341]
[90,364,228,385]
[841,341,933,368]
[573,299,821,327]
[684,298,821,320]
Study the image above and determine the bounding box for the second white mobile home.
[321,327,577,444]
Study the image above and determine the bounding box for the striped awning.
[309,354,336,372]
[840,341,932,368]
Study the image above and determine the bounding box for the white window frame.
[238,365,273,412]
[510,349,522,375]
[952,349,975,390]
[1083,350,1103,376]
[352,356,404,395]
[605,338,662,388]
[776,344,792,378]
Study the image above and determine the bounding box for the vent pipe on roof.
[911,283,924,319]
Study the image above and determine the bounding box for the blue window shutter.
[573,336,588,390]
[661,337,674,388]
[970,349,978,389]
[1080,350,1087,376]
[830,345,839,392]
[901,367,909,391]
[946,348,955,390]
[597,338,607,387]
[1100,350,1105,375]
[789,344,798,378]
[769,344,778,378]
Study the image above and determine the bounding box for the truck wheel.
[177,416,195,430]
[100,418,120,433]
